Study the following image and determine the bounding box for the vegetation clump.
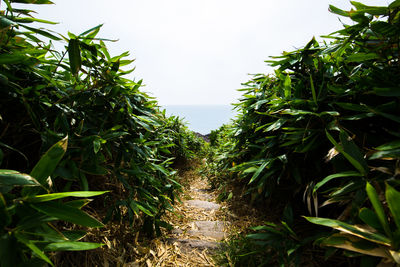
[0,0,204,265]
[207,1,400,266]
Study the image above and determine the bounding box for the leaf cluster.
[210,1,400,265]
[0,0,203,265]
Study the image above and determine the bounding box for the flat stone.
[185,200,220,210]
[193,220,226,232]
[187,230,226,240]
[192,188,213,193]
[167,238,220,252]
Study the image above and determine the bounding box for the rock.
[193,220,226,231]
[185,200,220,210]
[187,230,226,240]
[167,238,220,252]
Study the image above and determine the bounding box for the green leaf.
[335,102,370,112]
[373,87,400,97]
[15,233,53,266]
[10,0,54,4]
[62,230,87,241]
[79,24,103,38]
[0,170,40,187]
[369,149,400,160]
[130,200,153,217]
[65,199,92,209]
[0,53,28,64]
[325,130,367,176]
[313,171,363,193]
[389,0,400,9]
[385,183,400,230]
[310,75,317,104]
[284,74,291,98]
[304,216,391,246]
[359,208,381,230]
[376,140,400,151]
[346,53,380,62]
[350,2,388,15]
[0,193,11,228]
[93,139,101,154]
[248,161,269,184]
[322,233,390,258]
[44,241,103,251]
[265,119,286,132]
[31,201,104,228]
[0,16,16,30]
[20,24,62,41]
[329,5,349,17]
[30,136,68,187]
[11,16,57,24]
[366,182,391,238]
[339,130,368,174]
[27,191,108,202]
[68,39,81,75]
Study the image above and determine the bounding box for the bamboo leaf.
[325,130,367,176]
[284,74,291,98]
[249,161,269,184]
[15,233,54,266]
[329,5,349,17]
[44,241,103,251]
[30,136,68,187]
[310,75,317,104]
[321,233,390,258]
[313,171,363,193]
[304,216,391,246]
[10,0,54,4]
[68,39,81,75]
[27,191,108,203]
[366,182,391,238]
[0,170,40,187]
[385,183,400,230]
[359,208,381,230]
[31,201,104,228]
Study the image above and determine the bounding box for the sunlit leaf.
[30,136,68,186]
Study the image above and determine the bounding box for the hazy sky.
[19,0,386,105]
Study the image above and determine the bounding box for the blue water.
[163,105,236,134]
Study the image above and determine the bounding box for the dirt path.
[139,161,231,267]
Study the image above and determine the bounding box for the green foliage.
[0,0,203,264]
[306,183,400,264]
[208,0,400,265]
[0,137,106,266]
[216,222,307,267]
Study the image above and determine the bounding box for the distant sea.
[163,105,236,135]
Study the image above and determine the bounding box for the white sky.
[11,0,388,105]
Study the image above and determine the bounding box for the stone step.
[185,200,220,211]
[187,230,226,240]
[167,238,220,252]
[171,220,228,241]
[192,220,226,232]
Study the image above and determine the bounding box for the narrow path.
[148,161,231,266]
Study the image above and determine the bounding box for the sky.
[11,0,388,105]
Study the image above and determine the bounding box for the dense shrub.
[0,1,202,265]
[211,1,400,265]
